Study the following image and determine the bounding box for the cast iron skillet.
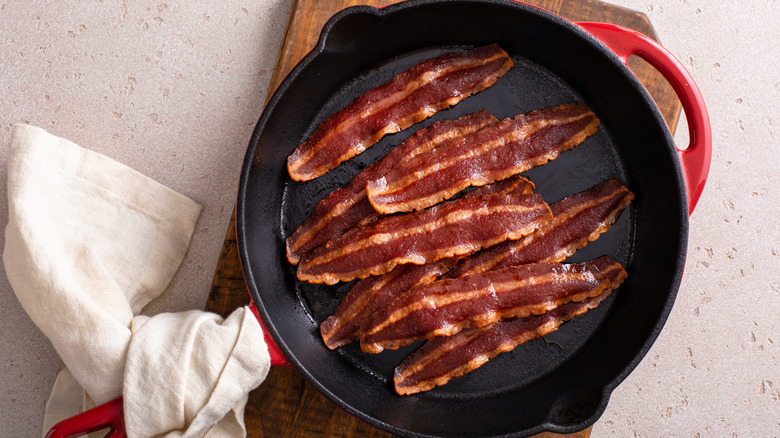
[236,1,711,437]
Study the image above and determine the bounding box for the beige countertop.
[1,1,778,436]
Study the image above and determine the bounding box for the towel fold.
[4,125,270,437]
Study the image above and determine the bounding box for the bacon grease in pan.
[393,291,615,395]
[447,179,634,278]
[360,256,626,353]
[285,111,498,265]
[318,176,535,350]
[366,102,600,214]
[297,192,552,285]
[286,44,514,181]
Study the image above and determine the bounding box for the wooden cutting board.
[205,1,682,436]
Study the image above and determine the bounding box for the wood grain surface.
[205,1,682,436]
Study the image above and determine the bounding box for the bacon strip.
[447,179,634,278]
[366,102,600,214]
[286,44,514,181]
[359,256,626,353]
[320,260,455,350]
[394,291,615,395]
[297,192,552,285]
[318,176,535,349]
[285,111,498,264]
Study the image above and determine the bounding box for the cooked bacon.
[366,102,600,214]
[461,174,534,198]
[286,44,514,181]
[297,192,552,285]
[394,291,614,395]
[285,111,498,265]
[359,256,626,353]
[447,180,634,278]
[320,260,454,350]
[318,176,535,349]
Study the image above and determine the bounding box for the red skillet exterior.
[236,1,710,437]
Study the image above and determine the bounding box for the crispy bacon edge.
[285,111,498,265]
[286,44,514,181]
[366,102,600,214]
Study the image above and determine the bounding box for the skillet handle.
[45,396,125,438]
[45,300,289,438]
[249,296,291,366]
[46,329,285,428]
[576,22,712,216]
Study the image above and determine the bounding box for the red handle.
[45,301,288,438]
[249,296,291,366]
[576,22,711,216]
[45,397,125,438]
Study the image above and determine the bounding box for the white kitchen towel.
[4,125,270,437]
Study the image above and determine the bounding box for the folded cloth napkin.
[4,125,270,437]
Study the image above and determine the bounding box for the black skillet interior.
[237,1,688,436]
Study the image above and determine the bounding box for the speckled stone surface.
[0,1,778,436]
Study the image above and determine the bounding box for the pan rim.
[237,0,689,436]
